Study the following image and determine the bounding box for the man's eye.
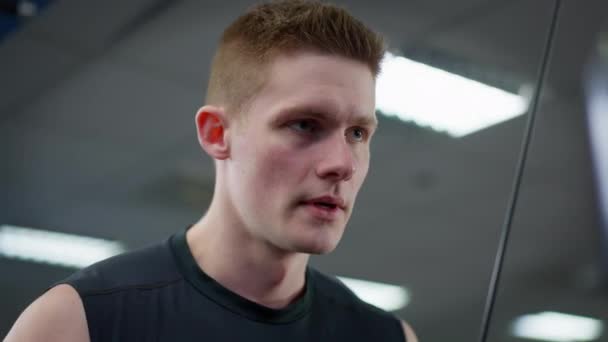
[347,127,368,142]
[289,120,317,133]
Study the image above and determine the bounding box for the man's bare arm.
[401,320,419,342]
[4,284,89,342]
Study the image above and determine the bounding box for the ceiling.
[1,0,607,340]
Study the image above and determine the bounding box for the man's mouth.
[310,202,338,210]
[302,196,345,211]
[300,201,341,220]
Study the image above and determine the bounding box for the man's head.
[196,0,385,255]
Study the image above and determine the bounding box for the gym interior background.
[1,0,607,341]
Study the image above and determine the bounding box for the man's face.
[224,51,377,254]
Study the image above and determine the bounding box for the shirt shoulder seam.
[78,276,183,297]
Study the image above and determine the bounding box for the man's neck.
[186,213,310,309]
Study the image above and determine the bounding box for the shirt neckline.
[169,226,313,324]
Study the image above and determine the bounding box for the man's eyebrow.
[278,105,378,129]
[278,105,335,120]
[352,115,378,130]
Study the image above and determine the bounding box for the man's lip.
[301,196,346,210]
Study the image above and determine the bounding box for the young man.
[6,1,417,341]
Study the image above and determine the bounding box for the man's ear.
[195,105,230,160]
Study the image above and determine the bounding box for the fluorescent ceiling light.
[337,276,410,312]
[511,311,603,342]
[376,52,529,137]
[0,224,126,269]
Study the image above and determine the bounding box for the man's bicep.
[400,319,418,342]
[4,284,89,342]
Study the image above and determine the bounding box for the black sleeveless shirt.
[59,228,406,341]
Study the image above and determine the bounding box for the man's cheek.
[259,149,294,186]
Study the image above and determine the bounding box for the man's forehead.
[248,51,377,126]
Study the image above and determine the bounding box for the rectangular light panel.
[376,52,529,137]
[512,311,603,341]
[0,224,126,269]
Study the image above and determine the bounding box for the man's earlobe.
[195,106,229,160]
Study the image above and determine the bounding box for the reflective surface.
[310,1,554,340]
[486,1,608,341]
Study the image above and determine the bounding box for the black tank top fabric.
[58,227,406,341]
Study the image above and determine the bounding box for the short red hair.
[205,0,385,115]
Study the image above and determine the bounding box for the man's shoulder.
[309,268,411,340]
[309,268,394,318]
[308,267,357,303]
[60,236,181,296]
[5,284,89,342]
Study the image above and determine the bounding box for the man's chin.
[278,222,345,254]
[297,246,335,255]
[288,236,341,255]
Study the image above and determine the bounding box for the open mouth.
[313,202,337,210]
[300,200,342,220]
[305,201,339,211]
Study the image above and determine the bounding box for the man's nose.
[315,135,355,182]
